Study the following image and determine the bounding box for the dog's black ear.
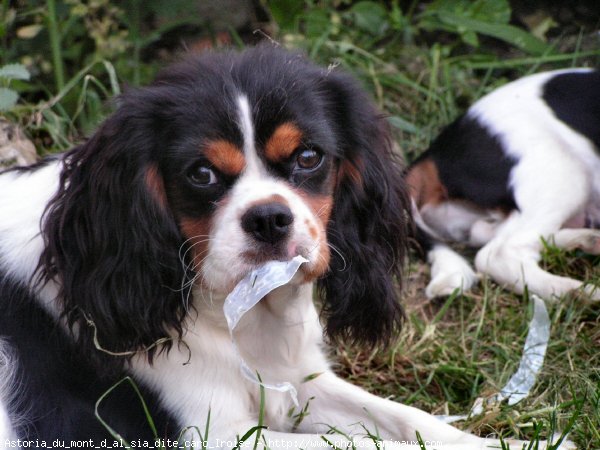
[39,95,189,364]
[317,72,412,348]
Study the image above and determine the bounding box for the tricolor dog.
[408,68,600,301]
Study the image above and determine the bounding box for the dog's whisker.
[327,242,347,271]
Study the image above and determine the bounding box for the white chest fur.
[129,283,329,436]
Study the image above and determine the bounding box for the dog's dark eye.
[295,149,322,171]
[188,165,218,186]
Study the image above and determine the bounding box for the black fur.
[0,274,175,442]
[317,72,411,348]
[39,111,191,366]
[542,69,600,151]
[415,114,517,210]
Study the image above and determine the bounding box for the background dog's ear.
[317,72,412,348]
[39,96,189,363]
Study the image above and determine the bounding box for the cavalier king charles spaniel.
[408,68,600,301]
[0,46,571,449]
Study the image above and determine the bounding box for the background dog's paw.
[578,230,600,255]
[582,283,600,302]
[551,229,600,255]
[425,269,478,298]
[426,245,479,298]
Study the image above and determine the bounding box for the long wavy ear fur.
[318,72,412,348]
[38,97,189,366]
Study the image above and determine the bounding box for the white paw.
[579,232,600,254]
[543,277,584,301]
[551,229,600,255]
[425,268,479,298]
[426,245,479,298]
[582,283,600,301]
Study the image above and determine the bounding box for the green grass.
[333,252,600,448]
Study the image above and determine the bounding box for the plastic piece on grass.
[496,294,550,405]
[223,255,308,407]
[438,295,551,423]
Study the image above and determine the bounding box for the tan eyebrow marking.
[264,122,304,163]
[203,140,246,176]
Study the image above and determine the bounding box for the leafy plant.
[0,62,30,110]
[418,0,551,54]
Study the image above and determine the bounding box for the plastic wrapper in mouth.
[223,255,308,406]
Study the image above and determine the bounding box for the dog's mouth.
[241,241,308,264]
[237,240,321,283]
[241,249,291,266]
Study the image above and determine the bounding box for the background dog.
[408,68,600,300]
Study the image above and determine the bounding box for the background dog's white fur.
[410,69,600,301]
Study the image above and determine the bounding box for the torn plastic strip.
[437,295,551,423]
[223,255,308,407]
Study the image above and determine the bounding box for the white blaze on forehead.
[236,94,264,176]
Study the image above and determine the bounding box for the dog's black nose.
[241,203,294,244]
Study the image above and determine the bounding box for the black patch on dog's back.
[0,274,176,444]
[542,70,600,151]
[416,114,517,210]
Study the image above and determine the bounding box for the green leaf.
[424,0,510,24]
[231,426,266,450]
[0,87,19,111]
[0,64,31,81]
[419,0,513,47]
[349,1,389,37]
[460,29,479,47]
[302,9,331,40]
[302,372,324,383]
[388,116,419,134]
[437,13,551,55]
[135,0,199,21]
[469,0,511,24]
[269,0,305,31]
